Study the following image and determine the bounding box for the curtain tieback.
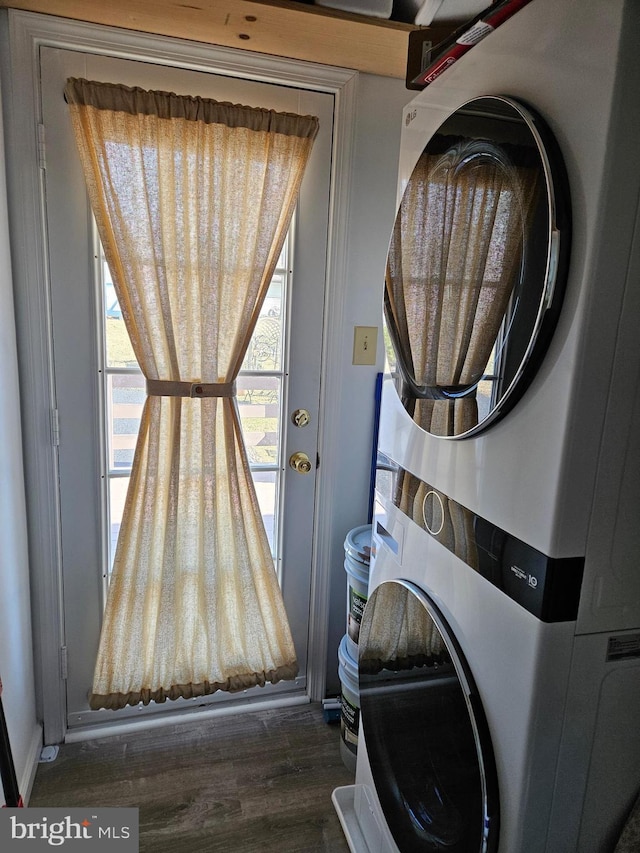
[400,381,478,401]
[417,383,478,400]
[146,379,236,398]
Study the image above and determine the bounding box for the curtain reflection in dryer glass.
[385,120,542,437]
[395,468,479,569]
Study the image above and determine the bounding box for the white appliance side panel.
[582,370,640,634]
[576,663,640,852]
[577,12,640,635]
[547,631,640,853]
[579,233,640,633]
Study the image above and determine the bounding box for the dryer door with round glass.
[384,95,570,438]
[359,579,499,852]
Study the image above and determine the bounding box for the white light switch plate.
[353,326,378,365]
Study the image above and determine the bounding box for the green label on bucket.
[340,693,359,753]
[349,587,367,621]
[348,587,368,643]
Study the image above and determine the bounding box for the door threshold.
[64,691,311,744]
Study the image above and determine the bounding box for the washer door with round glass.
[359,580,499,852]
[384,95,571,438]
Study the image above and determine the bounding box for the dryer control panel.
[375,451,584,623]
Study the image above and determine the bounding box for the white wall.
[0,80,41,804]
[324,72,412,693]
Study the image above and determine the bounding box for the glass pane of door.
[100,243,290,570]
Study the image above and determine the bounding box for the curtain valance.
[65,77,319,138]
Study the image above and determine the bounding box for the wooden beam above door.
[0,0,451,79]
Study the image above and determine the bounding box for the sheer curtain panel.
[64,78,319,711]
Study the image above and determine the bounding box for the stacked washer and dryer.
[333,1,640,851]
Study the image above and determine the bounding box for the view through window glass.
[101,240,289,575]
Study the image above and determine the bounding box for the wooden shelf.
[0,0,451,78]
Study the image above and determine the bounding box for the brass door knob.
[289,451,312,474]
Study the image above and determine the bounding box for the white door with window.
[40,47,333,729]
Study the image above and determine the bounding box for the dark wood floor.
[29,703,354,852]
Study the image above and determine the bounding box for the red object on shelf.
[411,0,534,88]
[0,678,24,808]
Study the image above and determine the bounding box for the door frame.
[1,8,357,744]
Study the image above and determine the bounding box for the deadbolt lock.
[289,451,312,474]
[291,409,311,428]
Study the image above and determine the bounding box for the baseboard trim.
[1,721,43,807]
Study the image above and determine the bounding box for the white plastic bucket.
[338,634,360,773]
[344,525,371,660]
